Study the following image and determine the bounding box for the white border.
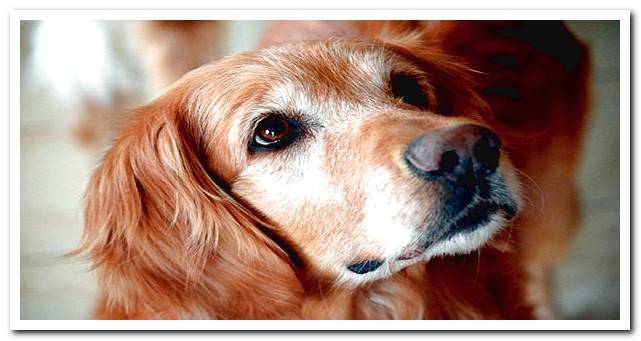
[5,319,635,331]
[9,9,631,331]
[9,9,632,20]
[9,8,22,331]
[618,9,631,331]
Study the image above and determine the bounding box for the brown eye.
[391,73,429,109]
[253,115,292,147]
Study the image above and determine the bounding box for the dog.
[74,20,589,319]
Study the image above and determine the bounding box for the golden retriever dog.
[74,20,589,319]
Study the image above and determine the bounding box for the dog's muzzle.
[346,124,518,275]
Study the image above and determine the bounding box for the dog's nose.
[404,124,501,184]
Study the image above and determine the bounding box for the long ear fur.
[73,92,303,319]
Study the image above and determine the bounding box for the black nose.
[404,124,501,184]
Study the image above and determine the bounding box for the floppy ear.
[74,92,303,319]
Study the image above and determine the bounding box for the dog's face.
[176,38,520,285]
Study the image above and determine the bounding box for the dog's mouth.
[397,198,517,261]
[346,194,517,275]
[345,173,518,275]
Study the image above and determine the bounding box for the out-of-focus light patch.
[28,21,127,106]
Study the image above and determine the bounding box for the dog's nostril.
[439,150,459,173]
[347,260,384,274]
[473,134,501,172]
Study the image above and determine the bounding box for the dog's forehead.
[269,42,387,74]
[253,40,394,120]
[256,39,391,74]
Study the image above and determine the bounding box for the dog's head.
[79,37,521,312]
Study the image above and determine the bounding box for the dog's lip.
[398,246,426,261]
[348,200,517,272]
[397,200,517,261]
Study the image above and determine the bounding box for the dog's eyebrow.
[249,108,324,132]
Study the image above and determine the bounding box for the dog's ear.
[73,90,303,319]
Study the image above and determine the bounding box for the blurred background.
[19,20,620,319]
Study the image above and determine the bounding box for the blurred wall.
[557,20,620,319]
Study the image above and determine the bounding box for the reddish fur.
[74,21,588,319]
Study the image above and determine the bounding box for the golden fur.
[74,21,588,319]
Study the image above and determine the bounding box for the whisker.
[514,168,545,215]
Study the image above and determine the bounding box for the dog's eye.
[253,115,292,148]
[391,73,429,109]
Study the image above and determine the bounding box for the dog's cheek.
[232,143,346,220]
[232,155,397,278]
[359,166,435,256]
